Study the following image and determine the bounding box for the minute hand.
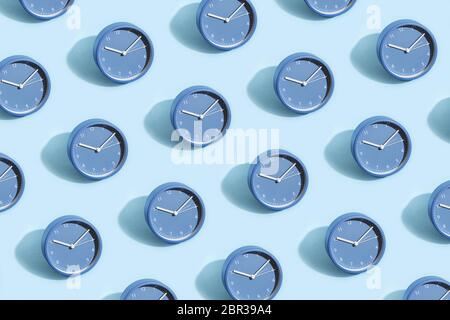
[226,2,245,22]
[407,33,425,52]
[381,130,399,150]
[304,66,323,85]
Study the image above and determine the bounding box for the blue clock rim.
[403,276,450,300]
[120,279,178,300]
[170,86,232,148]
[144,182,206,244]
[303,0,357,18]
[93,22,154,84]
[325,212,386,275]
[67,119,129,181]
[0,55,51,117]
[351,116,412,178]
[428,181,450,240]
[196,0,258,51]
[377,19,438,81]
[247,149,309,211]
[273,52,335,115]
[19,0,75,20]
[221,246,283,300]
[41,215,103,277]
[0,153,25,213]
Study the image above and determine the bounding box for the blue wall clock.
[121,279,177,300]
[0,55,50,117]
[171,86,231,148]
[428,181,450,240]
[404,277,450,300]
[41,215,102,276]
[377,20,437,81]
[351,116,411,178]
[326,213,386,274]
[94,22,154,84]
[196,0,257,51]
[19,0,74,20]
[0,154,25,213]
[248,149,308,211]
[304,0,356,18]
[274,53,334,114]
[222,246,282,300]
[67,119,128,181]
[145,183,205,244]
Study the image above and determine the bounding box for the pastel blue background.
[0,0,449,300]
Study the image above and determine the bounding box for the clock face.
[0,56,50,117]
[248,150,308,211]
[68,119,128,180]
[19,0,74,20]
[145,183,205,244]
[94,23,153,83]
[274,53,334,114]
[121,280,177,300]
[326,213,386,274]
[222,246,282,300]
[428,182,450,239]
[352,117,411,177]
[197,0,257,50]
[404,277,450,300]
[0,154,24,213]
[42,216,102,276]
[378,20,437,80]
[304,0,356,17]
[171,86,231,147]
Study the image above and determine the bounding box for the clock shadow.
[351,34,403,85]
[41,133,92,184]
[118,196,171,247]
[402,193,450,244]
[67,36,120,87]
[145,100,179,148]
[275,0,326,21]
[196,260,230,300]
[15,229,65,280]
[0,0,41,23]
[325,130,377,181]
[298,227,351,278]
[247,67,298,118]
[384,290,405,300]
[170,3,222,54]
[428,98,450,143]
[221,164,274,215]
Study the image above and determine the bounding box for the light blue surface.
[0,0,449,300]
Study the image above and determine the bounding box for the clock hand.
[202,108,224,118]
[20,69,39,89]
[381,130,399,150]
[258,173,280,183]
[72,229,91,248]
[253,260,271,278]
[23,78,43,87]
[156,206,177,216]
[278,163,297,183]
[362,140,383,150]
[0,166,13,181]
[177,205,198,215]
[229,12,250,21]
[126,45,147,55]
[384,139,404,148]
[284,76,306,86]
[175,196,194,216]
[207,13,228,22]
[75,238,95,247]
[1,79,22,89]
[305,75,327,85]
[440,290,450,301]
[226,2,246,23]
[78,143,99,152]
[181,109,202,119]
[104,46,125,55]
[123,36,142,56]
[357,235,378,245]
[159,292,168,300]
[355,226,374,246]
[387,43,409,53]
[100,142,121,151]
[304,66,323,85]
[52,239,73,248]
[409,42,430,53]
[97,133,117,152]
[233,270,254,279]
[407,33,425,53]
[281,172,301,181]
[439,203,450,210]
[336,237,356,246]
[255,268,275,278]
[200,99,219,119]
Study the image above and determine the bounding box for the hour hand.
[52,239,73,248]
[387,43,408,53]
[336,237,356,246]
[258,173,280,183]
[439,203,450,210]
[156,206,177,216]
[181,109,202,119]
[207,13,228,22]
[78,143,99,152]
[284,76,306,86]
[233,270,254,279]
[1,79,21,89]
[362,140,382,149]
[104,46,125,55]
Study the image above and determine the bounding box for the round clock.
[428,181,450,240]
[196,0,257,51]
[145,183,205,244]
[41,215,102,276]
[0,56,50,117]
[351,116,411,178]
[248,149,308,211]
[404,277,450,300]
[222,246,282,300]
[325,213,386,274]
[273,53,334,114]
[377,20,437,81]
[67,119,128,181]
[304,0,356,17]
[121,279,177,300]
[0,154,25,213]
[93,23,154,84]
[19,0,74,20]
[171,86,231,148]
